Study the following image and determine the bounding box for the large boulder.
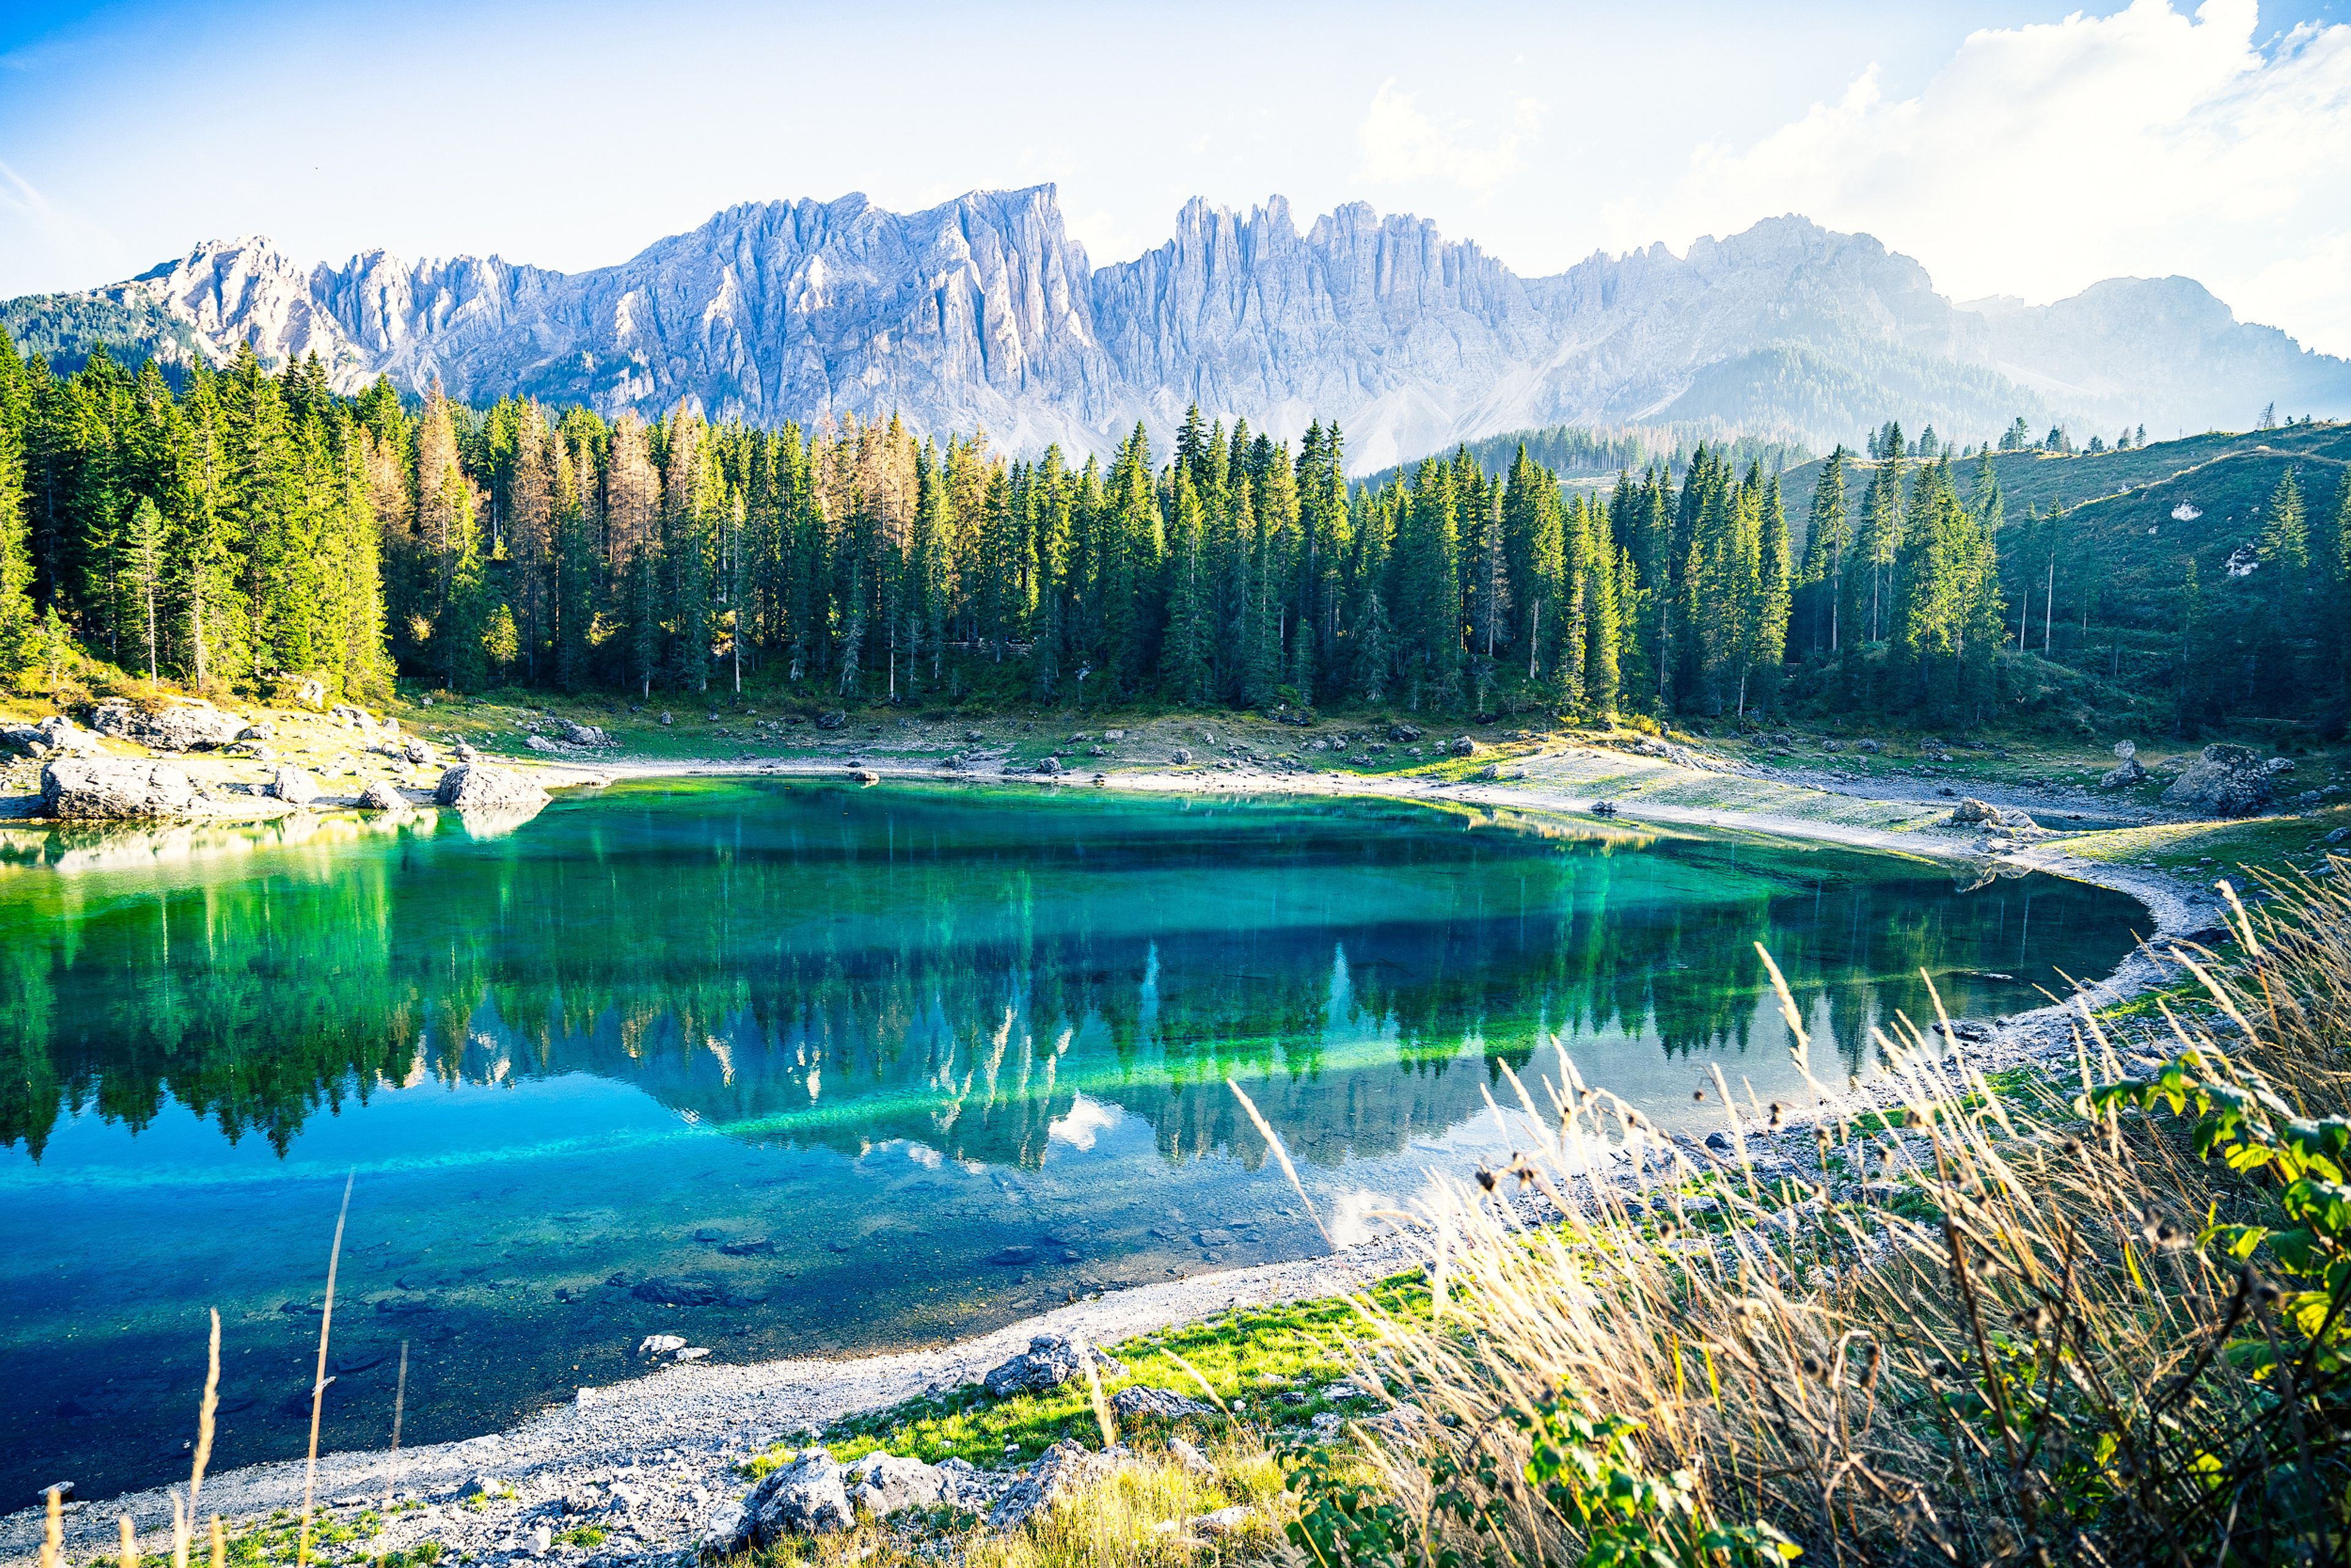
[434,763,550,813]
[988,1441,1123,1531]
[42,758,199,820]
[557,720,609,746]
[85,699,247,752]
[2161,745,2278,817]
[2,715,102,759]
[356,781,408,811]
[1948,798,2004,827]
[709,1452,853,1550]
[983,1334,1124,1399]
[266,767,320,805]
[844,1454,943,1517]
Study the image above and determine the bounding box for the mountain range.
[6,184,2347,471]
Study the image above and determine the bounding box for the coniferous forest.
[4,331,2344,730]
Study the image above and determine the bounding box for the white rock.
[1191,1506,1251,1537]
[844,1453,943,1517]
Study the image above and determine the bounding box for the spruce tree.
[1159,469,1212,705]
[1798,448,1850,654]
[122,495,164,681]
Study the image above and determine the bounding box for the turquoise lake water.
[0,779,2143,1500]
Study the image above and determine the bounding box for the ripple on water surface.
[0,778,2143,1499]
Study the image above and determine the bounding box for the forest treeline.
[0,333,2079,724]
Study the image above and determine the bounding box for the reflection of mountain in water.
[0,783,2139,1161]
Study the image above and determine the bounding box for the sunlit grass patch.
[752,1280,1427,1477]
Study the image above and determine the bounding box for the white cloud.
[1329,1188,1401,1248]
[1611,0,2351,353]
[1047,1093,1122,1153]
[1357,80,1542,192]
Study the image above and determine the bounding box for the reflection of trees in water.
[0,804,2126,1163]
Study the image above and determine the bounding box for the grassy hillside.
[1777,419,2351,546]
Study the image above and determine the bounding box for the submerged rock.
[983,1334,1124,1398]
[630,1274,722,1307]
[434,763,550,813]
[42,758,199,820]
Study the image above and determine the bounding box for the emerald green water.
[0,779,2141,1500]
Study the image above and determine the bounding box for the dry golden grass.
[1276,876,2351,1566]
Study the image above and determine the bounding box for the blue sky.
[4,0,2349,351]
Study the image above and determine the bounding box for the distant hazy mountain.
[7,185,2345,471]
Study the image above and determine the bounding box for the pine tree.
[1753,473,1791,710]
[122,495,164,681]
[0,331,34,678]
[1468,480,1508,712]
[1159,468,1212,705]
[1798,448,1850,654]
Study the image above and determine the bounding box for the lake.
[0,779,2143,1501]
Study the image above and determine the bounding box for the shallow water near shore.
[0,778,2142,1501]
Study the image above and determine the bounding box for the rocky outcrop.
[983,1334,1123,1399]
[41,190,2350,463]
[1108,1386,1217,1421]
[433,763,551,813]
[84,698,247,752]
[1949,798,2043,833]
[1,715,102,759]
[987,1441,1125,1531]
[708,1452,853,1550]
[41,758,200,820]
[843,1454,943,1517]
[2161,745,2286,817]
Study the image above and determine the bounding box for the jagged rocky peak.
[110,235,356,369]
[28,184,2350,462]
